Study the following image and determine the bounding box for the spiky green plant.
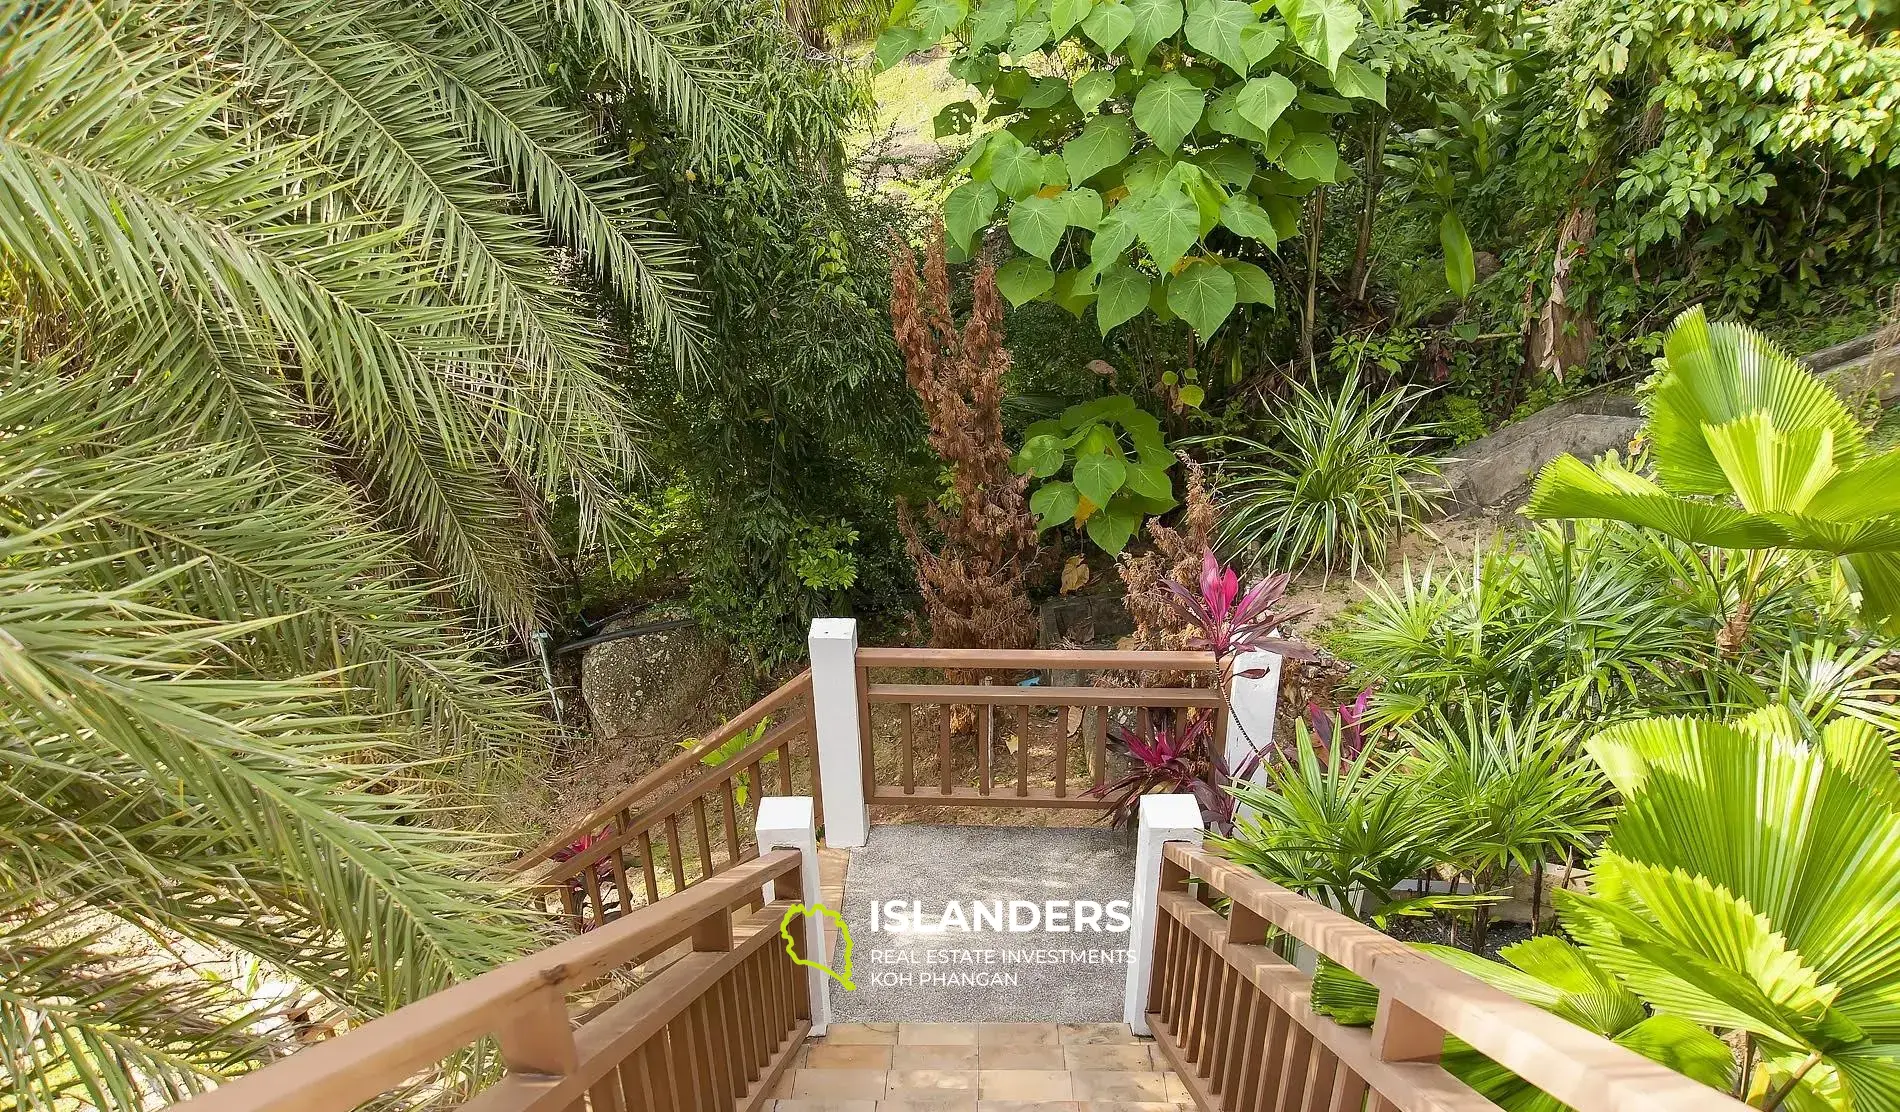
[1213,370,1441,576]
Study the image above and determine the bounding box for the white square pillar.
[1224,649,1282,791]
[756,796,832,1035]
[808,618,869,848]
[1123,794,1205,1034]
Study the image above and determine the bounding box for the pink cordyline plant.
[1163,550,1315,674]
[1305,687,1372,763]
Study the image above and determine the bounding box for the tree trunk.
[1300,187,1327,373]
[1348,123,1385,303]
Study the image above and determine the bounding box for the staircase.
[770,1022,1190,1110]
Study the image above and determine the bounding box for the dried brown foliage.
[1116,454,1218,655]
[891,226,1038,651]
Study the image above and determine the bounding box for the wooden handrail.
[173,850,803,1112]
[508,670,814,873]
[858,647,1217,670]
[866,682,1222,707]
[1157,843,1749,1112]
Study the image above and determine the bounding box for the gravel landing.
[830,824,1138,1023]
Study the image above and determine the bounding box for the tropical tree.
[1564,708,1900,1108]
[1529,308,1900,639]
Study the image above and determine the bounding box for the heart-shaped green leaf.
[1051,268,1098,316]
[1009,194,1069,259]
[970,0,1015,47]
[1132,72,1204,154]
[1237,74,1297,135]
[1240,19,1284,64]
[1125,0,1183,66]
[1030,481,1081,530]
[1206,88,1269,143]
[1332,58,1386,104]
[1008,18,1052,54]
[1219,194,1278,245]
[1096,260,1152,334]
[875,27,927,68]
[1134,183,1199,271]
[1073,69,1117,111]
[995,257,1056,305]
[1085,496,1142,553]
[1196,144,1258,188]
[1275,0,1360,72]
[1088,207,1139,277]
[1014,433,1068,476]
[1124,459,1173,499]
[1062,113,1134,186]
[1073,450,1129,508]
[1166,259,1237,339]
[988,135,1048,196]
[1225,259,1275,304]
[945,181,1000,251]
[1081,0,1135,49]
[1063,187,1104,230]
[1021,75,1069,108]
[1280,130,1342,181]
[1184,0,1258,76]
[1050,0,1094,35]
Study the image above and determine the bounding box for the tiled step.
[764,1022,1194,1111]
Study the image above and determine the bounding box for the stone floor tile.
[978,1045,1066,1070]
[770,1100,879,1112]
[900,1023,981,1045]
[807,1043,895,1069]
[1057,1023,1138,1045]
[1069,1071,1172,1102]
[894,1044,981,1069]
[978,1070,1074,1101]
[792,1069,891,1100]
[1062,1044,1154,1071]
[974,1102,1080,1111]
[978,1022,1060,1046]
[876,1093,979,1111]
[827,1023,900,1045]
[887,1069,979,1092]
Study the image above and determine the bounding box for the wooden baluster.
[901,703,915,795]
[1226,989,1265,1109]
[721,778,742,871]
[1091,705,1109,790]
[1015,706,1030,797]
[1054,704,1069,797]
[580,857,606,928]
[1301,1044,1340,1110]
[608,825,632,920]
[777,740,795,794]
[557,881,584,934]
[1275,1024,1316,1112]
[618,1037,660,1112]
[692,797,715,880]
[664,814,688,894]
[938,703,953,795]
[1325,1060,1368,1112]
[978,701,993,795]
[1254,1006,1291,1112]
[637,828,661,906]
[1203,961,1237,1089]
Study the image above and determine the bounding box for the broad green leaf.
[1280,130,1342,181]
[1063,187,1104,230]
[875,27,927,68]
[1021,75,1069,108]
[1073,449,1128,507]
[1206,89,1270,144]
[1049,0,1094,36]
[988,135,1047,196]
[1219,194,1279,245]
[911,0,971,37]
[1125,0,1184,66]
[1085,497,1143,553]
[1166,160,1227,233]
[1081,0,1136,49]
[1125,459,1173,499]
[1262,192,1301,237]
[933,100,977,137]
[1063,113,1134,186]
[995,257,1056,304]
[1178,383,1205,406]
[1122,148,1176,193]
[1275,0,1360,73]
[1332,58,1386,104]
[1237,74,1298,135]
[1009,195,1068,259]
[1297,91,1353,113]
[1185,0,1259,76]
[1097,261,1152,334]
[1013,433,1067,476]
[1240,19,1285,64]
[1008,18,1052,54]
[1088,209,1139,278]
[1441,209,1475,297]
[1225,259,1275,304]
[1134,183,1199,271]
[1132,73,1204,154]
[970,0,1016,46]
[944,181,1000,251]
[1073,69,1117,111]
[1039,152,1071,188]
[1195,144,1258,188]
[1062,395,1140,427]
[1030,481,1081,530]
[1165,259,1237,339]
[1526,455,1792,548]
[1051,268,1098,316]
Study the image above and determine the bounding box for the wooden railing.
[510,671,820,931]
[1147,843,1747,1112]
[173,850,811,1112]
[856,647,1221,811]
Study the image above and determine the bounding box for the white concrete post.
[756,796,832,1036]
[808,618,869,848]
[1223,649,1282,791]
[1123,794,1205,1034]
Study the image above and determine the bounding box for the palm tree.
[0,0,771,1104]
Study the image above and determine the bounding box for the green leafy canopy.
[1009,395,1177,554]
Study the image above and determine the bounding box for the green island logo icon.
[778,903,855,991]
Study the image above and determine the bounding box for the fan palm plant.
[1562,707,1900,1108]
[1529,307,1900,639]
